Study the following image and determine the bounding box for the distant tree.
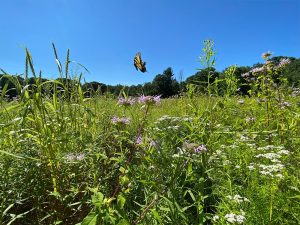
[152,67,179,97]
[185,67,219,93]
[285,58,300,86]
[127,84,144,96]
[232,66,251,95]
[83,81,107,96]
[270,56,300,86]
[142,82,156,96]
[0,74,24,98]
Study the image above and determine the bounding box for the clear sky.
[1,0,299,85]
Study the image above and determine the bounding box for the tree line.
[1,56,299,99]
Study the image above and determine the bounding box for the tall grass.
[0,45,299,224]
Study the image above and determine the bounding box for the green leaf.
[151,209,162,224]
[81,212,98,225]
[0,149,39,161]
[117,219,130,225]
[117,194,126,209]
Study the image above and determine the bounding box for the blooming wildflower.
[66,154,76,161]
[66,153,85,162]
[227,194,250,204]
[167,125,180,130]
[277,58,291,69]
[157,115,170,121]
[149,140,158,148]
[257,145,274,151]
[265,60,272,65]
[135,135,143,145]
[247,165,255,171]
[117,97,135,107]
[256,153,281,160]
[260,170,273,176]
[182,141,207,155]
[250,67,265,74]
[291,88,300,97]
[275,174,284,179]
[111,116,130,125]
[245,117,255,123]
[241,72,249,78]
[212,215,219,221]
[138,95,161,105]
[277,149,290,155]
[225,211,246,224]
[240,135,250,141]
[257,163,285,178]
[258,163,285,172]
[280,101,291,109]
[238,100,244,104]
[261,51,272,59]
[194,144,207,154]
[223,160,231,166]
[76,154,85,161]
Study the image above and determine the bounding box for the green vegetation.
[0,43,300,224]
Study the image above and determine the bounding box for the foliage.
[0,45,300,225]
[152,67,180,97]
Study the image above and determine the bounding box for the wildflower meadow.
[0,44,299,225]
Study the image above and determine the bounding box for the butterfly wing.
[134,52,147,73]
[134,52,142,71]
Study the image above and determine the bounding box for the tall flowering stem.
[136,95,161,138]
[110,95,161,199]
[244,52,291,144]
[199,39,216,95]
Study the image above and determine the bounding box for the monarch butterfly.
[134,52,147,73]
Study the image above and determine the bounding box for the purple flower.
[118,97,135,107]
[138,95,161,105]
[149,140,158,148]
[182,141,207,154]
[194,144,207,154]
[250,67,265,74]
[76,154,85,161]
[111,116,130,125]
[277,58,291,69]
[241,72,249,78]
[135,135,143,145]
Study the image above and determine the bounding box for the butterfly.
[134,52,147,73]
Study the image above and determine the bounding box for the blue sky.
[1,0,299,85]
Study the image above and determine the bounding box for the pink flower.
[111,116,130,125]
[138,95,161,105]
[118,97,135,107]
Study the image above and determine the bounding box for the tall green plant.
[199,39,216,95]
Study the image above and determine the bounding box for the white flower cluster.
[257,145,285,151]
[256,153,281,162]
[258,164,285,177]
[157,115,192,122]
[225,210,246,224]
[245,116,256,123]
[227,194,250,204]
[208,149,227,164]
[291,88,300,97]
[248,145,290,178]
[66,153,85,162]
[154,115,192,132]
